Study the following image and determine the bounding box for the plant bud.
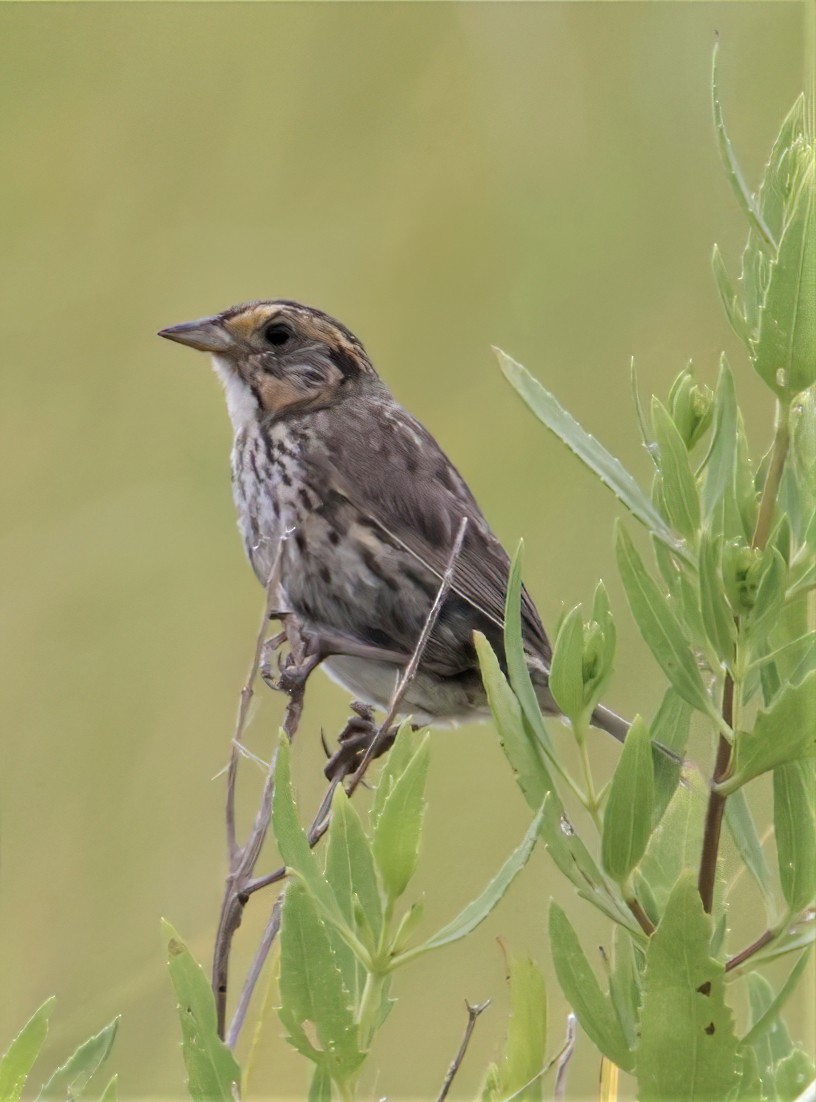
[669,372,714,449]
[722,541,764,613]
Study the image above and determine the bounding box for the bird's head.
[158,299,376,422]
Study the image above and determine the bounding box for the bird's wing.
[309,395,552,664]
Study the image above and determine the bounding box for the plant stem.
[752,399,790,551]
[698,672,734,913]
[356,968,389,1050]
[573,717,603,831]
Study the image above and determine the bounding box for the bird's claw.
[324,702,397,781]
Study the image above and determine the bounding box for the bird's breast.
[230,422,305,583]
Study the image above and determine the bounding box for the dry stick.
[437,999,491,1102]
[213,536,312,1040]
[553,1013,578,1102]
[347,515,469,797]
[226,519,470,1048]
[226,777,341,1048]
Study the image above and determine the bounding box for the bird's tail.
[589,703,630,745]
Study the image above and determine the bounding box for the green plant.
[0,999,118,1102]
[476,56,815,1100]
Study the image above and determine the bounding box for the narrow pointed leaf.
[278,881,364,1083]
[483,954,547,1101]
[162,922,240,1102]
[609,927,640,1051]
[271,736,359,945]
[638,872,743,1102]
[741,951,812,1049]
[712,244,753,346]
[372,733,430,902]
[725,671,816,790]
[416,806,543,954]
[324,786,382,1001]
[549,605,586,720]
[616,523,716,718]
[475,631,555,809]
[699,532,737,663]
[701,358,738,523]
[724,788,774,907]
[601,716,655,883]
[497,349,683,553]
[651,689,692,824]
[774,760,816,914]
[754,157,816,395]
[0,998,56,1102]
[711,43,776,249]
[36,1018,119,1102]
[503,543,554,755]
[548,903,633,1070]
[652,398,701,541]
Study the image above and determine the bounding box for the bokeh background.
[1,3,811,1099]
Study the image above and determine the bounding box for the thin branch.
[213,535,315,1041]
[698,671,734,914]
[437,999,491,1102]
[626,896,656,936]
[553,1013,578,1101]
[347,516,469,796]
[725,927,775,973]
[226,543,286,861]
[501,1013,578,1102]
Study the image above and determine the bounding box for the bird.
[158,299,628,743]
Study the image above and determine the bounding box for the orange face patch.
[223,304,285,345]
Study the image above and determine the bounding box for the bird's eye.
[263,323,292,348]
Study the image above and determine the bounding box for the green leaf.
[775,1048,816,1101]
[759,94,808,240]
[741,952,812,1050]
[699,531,737,663]
[97,1075,118,1102]
[539,795,637,932]
[497,349,684,554]
[278,882,364,1083]
[748,549,788,646]
[482,954,547,1101]
[608,927,641,1051]
[371,723,419,830]
[639,778,706,914]
[701,358,739,525]
[774,760,816,914]
[745,970,794,1097]
[414,807,543,955]
[161,921,240,1102]
[324,786,382,1001]
[601,716,655,884]
[651,690,692,824]
[549,605,586,720]
[36,1018,119,1102]
[652,398,701,541]
[712,244,753,346]
[616,523,717,719]
[548,903,633,1070]
[724,788,774,909]
[503,543,555,756]
[271,736,361,952]
[754,155,816,395]
[637,872,743,1102]
[725,671,816,791]
[372,733,429,902]
[0,998,56,1102]
[711,43,776,251]
[475,631,555,810]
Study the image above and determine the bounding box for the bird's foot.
[323,701,398,781]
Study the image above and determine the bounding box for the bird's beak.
[157,316,233,354]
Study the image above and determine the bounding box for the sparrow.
[158,300,627,741]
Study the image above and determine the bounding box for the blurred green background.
[0,2,811,1099]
